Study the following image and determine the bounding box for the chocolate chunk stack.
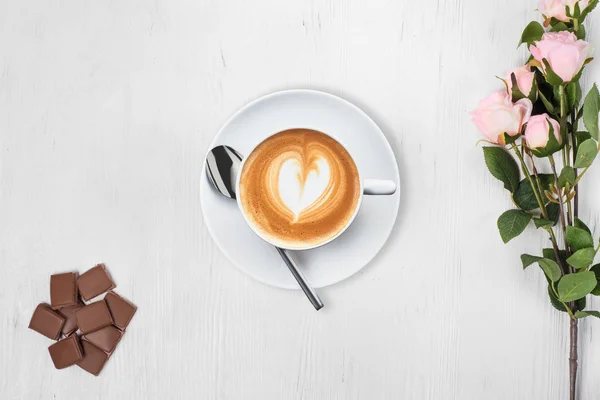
[28,264,137,375]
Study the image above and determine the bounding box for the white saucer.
[200,90,400,289]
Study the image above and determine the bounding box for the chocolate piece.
[77,340,109,376]
[104,291,137,330]
[75,301,113,334]
[58,302,83,336]
[83,325,122,353]
[48,335,83,369]
[50,272,78,309]
[76,264,115,301]
[29,304,66,340]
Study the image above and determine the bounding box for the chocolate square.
[104,291,137,330]
[82,325,122,353]
[75,301,113,334]
[77,264,115,301]
[58,302,83,337]
[29,304,66,340]
[50,273,78,309]
[77,340,109,376]
[48,335,83,369]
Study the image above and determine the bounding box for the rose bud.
[524,114,562,149]
[506,66,536,97]
[530,31,592,82]
[538,0,590,22]
[471,91,533,144]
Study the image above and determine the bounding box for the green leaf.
[558,167,576,188]
[483,147,520,193]
[513,179,540,211]
[538,174,555,188]
[521,254,542,269]
[574,217,591,235]
[566,226,594,251]
[549,17,563,26]
[519,21,545,47]
[574,139,598,168]
[547,203,560,226]
[497,210,531,243]
[543,59,564,86]
[543,248,563,264]
[550,22,569,32]
[576,131,592,144]
[548,283,587,312]
[538,258,562,282]
[575,310,600,319]
[513,174,553,211]
[590,264,600,295]
[583,84,600,140]
[548,285,567,312]
[558,271,597,302]
[543,247,569,265]
[534,218,554,229]
[543,248,556,261]
[566,248,596,269]
[538,90,556,114]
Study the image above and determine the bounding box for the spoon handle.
[276,247,324,311]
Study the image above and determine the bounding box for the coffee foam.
[239,128,361,248]
[275,152,331,221]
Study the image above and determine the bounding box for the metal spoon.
[206,145,324,311]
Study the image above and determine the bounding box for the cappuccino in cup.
[238,128,361,249]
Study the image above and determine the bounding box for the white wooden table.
[2,0,600,399]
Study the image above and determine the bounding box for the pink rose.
[506,66,536,97]
[471,91,533,144]
[524,114,562,149]
[539,0,590,22]
[530,31,592,82]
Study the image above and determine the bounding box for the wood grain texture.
[1,0,600,398]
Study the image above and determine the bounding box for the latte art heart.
[276,156,331,221]
[239,129,361,249]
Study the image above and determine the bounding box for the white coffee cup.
[236,130,397,251]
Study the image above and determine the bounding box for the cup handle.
[363,179,397,195]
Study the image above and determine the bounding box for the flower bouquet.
[471,1,600,398]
